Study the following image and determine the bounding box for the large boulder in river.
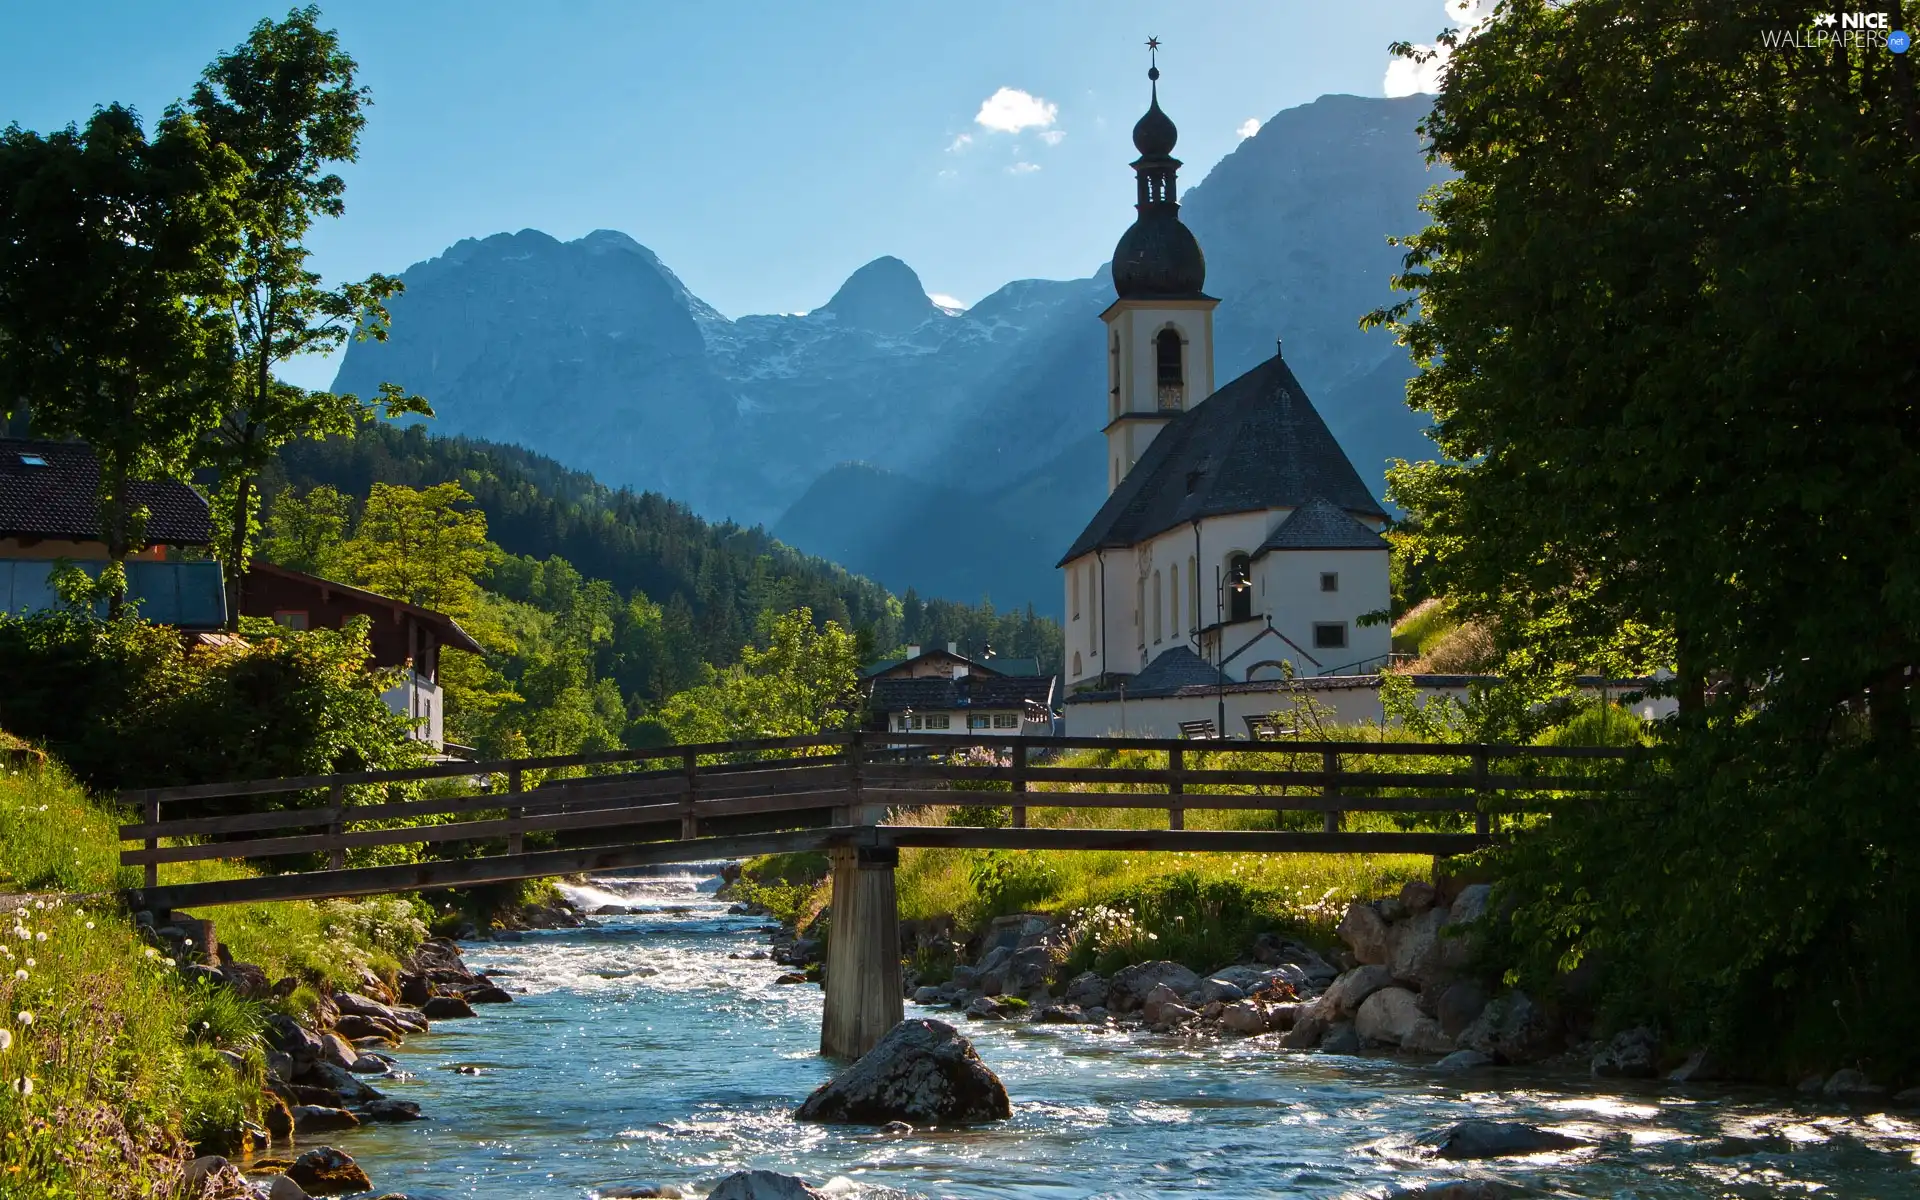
[707,1170,825,1199]
[794,1019,1010,1125]
[1417,1119,1591,1159]
[1337,901,1390,964]
[1315,964,1395,1018]
[284,1146,372,1194]
[1108,961,1200,1012]
[1355,986,1426,1045]
[1387,904,1452,989]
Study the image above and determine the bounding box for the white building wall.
[381,670,444,748]
[1256,547,1392,675]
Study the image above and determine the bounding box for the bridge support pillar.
[819,844,902,1060]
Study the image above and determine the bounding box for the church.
[1058,58,1395,737]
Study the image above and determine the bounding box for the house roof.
[869,673,1058,713]
[1058,353,1387,565]
[243,561,484,654]
[0,439,212,546]
[1256,496,1389,554]
[862,648,1039,679]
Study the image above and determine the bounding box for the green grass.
[1392,597,1456,656]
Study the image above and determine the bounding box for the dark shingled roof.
[869,674,1057,713]
[1256,496,1389,554]
[1058,354,1386,565]
[0,439,211,546]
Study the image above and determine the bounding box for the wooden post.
[680,749,699,840]
[1321,747,1342,834]
[326,784,345,871]
[1472,746,1491,836]
[1009,739,1028,829]
[1167,745,1184,830]
[819,844,903,1059]
[143,793,159,890]
[847,729,865,821]
[506,765,525,857]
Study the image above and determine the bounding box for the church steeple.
[1099,40,1219,496]
[1113,43,1207,300]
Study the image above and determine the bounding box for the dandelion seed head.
[16,1013,30,1026]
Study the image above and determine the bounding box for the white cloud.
[936,168,958,179]
[1038,129,1066,147]
[946,133,972,153]
[1007,161,1041,174]
[975,87,1058,134]
[1384,0,1499,96]
[1236,118,1262,139]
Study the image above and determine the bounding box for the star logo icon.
[1813,11,1837,25]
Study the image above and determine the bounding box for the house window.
[273,610,309,631]
[17,454,47,468]
[1313,622,1348,650]
[926,714,951,730]
[1152,569,1163,643]
[1321,572,1339,593]
[993,713,1019,729]
[910,715,924,730]
[968,714,992,730]
[897,716,911,731]
[1226,554,1253,623]
[1155,328,1184,410]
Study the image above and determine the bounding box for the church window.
[1321,571,1339,593]
[1156,329,1184,410]
[1313,622,1348,650]
[1072,651,1082,676]
[1152,570,1163,643]
[1136,578,1145,637]
[1071,567,1081,619]
[1227,553,1253,623]
[1170,563,1180,636]
[1189,555,1199,630]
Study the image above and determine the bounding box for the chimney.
[947,641,958,655]
[906,644,920,659]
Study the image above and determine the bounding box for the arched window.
[1227,552,1253,623]
[1156,329,1184,411]
[1152,569,1163,642]
[1072,651,1082,677]
[1071,565,1081,619]
[1169,562,1180,637]
[1136,577,1146,639]
[1113,457,1121,489]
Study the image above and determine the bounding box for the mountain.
[332,93,1443,616]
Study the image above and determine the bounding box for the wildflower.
[0,1029,11,1050]
[12,929,25,942]
[12,1078,29,1096]
[163,958,176,967]
[32,933,43,943]
[83,922,93,931]
[16,1013,30,1026]
[144,948,157,959]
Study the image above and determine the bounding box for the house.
[864,643,1057,736]
[1057,63,1395,735]
[0,438,226,627]
[240,561,483,750]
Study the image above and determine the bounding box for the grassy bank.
[0,756,434,1196]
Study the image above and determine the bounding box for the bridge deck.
[118,731,1645,912]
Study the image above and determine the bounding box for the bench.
[1178,719,1218,740]
[1243,715,1296,741]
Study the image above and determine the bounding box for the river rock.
[1387,904,1452,989]
[265,1014,325,1075]
[1141,983,1186,1024]
[1592,1026,1660,1078]
[1337,902,1390,965]
[1356,986,1426,1046]
[265,1049,294,1082]
[285,1146,372,1195]
[336,992,400,1024]
[1435,1049,1493,1071]
[289,1105,359,1133]
[262,1091,294,1139]
[1399,879,1439,914]
[1383,1183,1526,1200]
[1266,1001,1304,1031]
[1108,961,1200,1012]
[1436,980,1490,1038]
[909,986,942,1004]
[1061,971,1109,1008]
[357,1098,424,1122]
[1199,977,1247,1004]
[422,995,477,1019]
[1667,1047,1724,1083]
[794,1019,1011,1125]
[1280,1010,1328,1049]
[307,1061,381,1103]
[467,985,514,1004]
[348,1054,393,1075]
[1005,946,1053,993]
[599,1186,687,1199]
[1402,1018,1456,1055]
[262,1177,311,1200]
[964,996,1007,1020]
[1316,965,1394,1018]
[1035,1004,1084,1024]
[1823,1068,1886,1096]
[1149,1002,1198,1030]
[1319,1023,1362,1055]
[1220,1001,1269,1034]
[706,1169,825,1199]
[318,1033,359,1070]
[333,1014,400,1042]
[1418,1119,1591,1159]
[1457,991,1558,1064]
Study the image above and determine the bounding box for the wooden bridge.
[118,732,1641,1057]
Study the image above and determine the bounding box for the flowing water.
[337,870,1920,1199]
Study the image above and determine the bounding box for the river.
[335,868,1920,1199]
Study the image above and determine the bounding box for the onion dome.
[1132,69,1178,156]
[1111,56,1207,300]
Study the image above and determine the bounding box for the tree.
[1373,0,1920,1071]
[657,608,862,744]
[0,104,241,602]
[259,482,351,573]
[191,6,429,625]
[336,482,498,619]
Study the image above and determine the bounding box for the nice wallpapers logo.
[1763,12,1912,51]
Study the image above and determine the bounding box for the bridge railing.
[117,732,1648,901]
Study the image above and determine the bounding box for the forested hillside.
[268,422,1063,683]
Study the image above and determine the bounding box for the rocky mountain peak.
[817,256,942,335]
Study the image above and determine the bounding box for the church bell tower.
[1101,42,1218,495]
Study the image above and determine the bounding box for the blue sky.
[1,1,1455,386]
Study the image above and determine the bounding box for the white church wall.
[1257,547,1392,674]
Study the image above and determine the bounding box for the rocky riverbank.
[144,908,533,1199]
